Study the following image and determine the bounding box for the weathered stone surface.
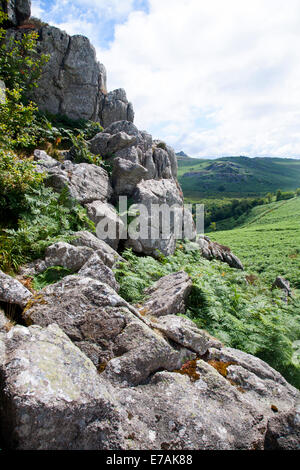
[264,407,300,450]
[78,252,119,291]
[71,231,122,267]
[125,178,193,257]
[197,236,244,270]
[23,276,193,384]
[0,310,9,332]
[33,149,59,168]
[0,80,5,104]
[43,242,94,272]
[154,315,222,354]
[112,157,148,196]
[104,121,153,154]
[85,200,125,250]
[88,131,136,157]
[0,270,32,308]
[0,323,127,450]
[142,271,192,317]
[30,26,107,121]
[1,0,31,27]
[46,160,112,204]
[99,89,134,128]
[272,276,292,297]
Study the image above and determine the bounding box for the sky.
[31,0,300,158]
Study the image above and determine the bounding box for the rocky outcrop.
[99,89,134,128]
[142,271,192,317]
[78,252,120,291]
[197,236,244,270]
[272,276,292,298]
[0,270,32,308]
[1,320,299,449]
[22,275,194,383]
[85,200,125,250]
[42,159,112,205]
[0,323,127,450]
[71,230,122,268]
[1,0,31,27]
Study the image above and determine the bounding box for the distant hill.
[176,150,189,158]
[177,155,300,198]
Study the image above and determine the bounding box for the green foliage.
[33,266,73,290]
[0,149,44,220]
[210,196,300,288]
[0,87,38,149]
[115,245,300,388]
[65,131,103,166]
[0,186,95,272]
[0,23,49,97]
[276,189,295,201]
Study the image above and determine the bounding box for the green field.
[177,156,300,198]
[210,197,300,289]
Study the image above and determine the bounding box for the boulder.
[142,271,192,317]
[22,276,194,383]
[0,323,127,450]
[33,149,60,168]
[153,315,222,354]
[99,89,134,128]
[85,200,125,250]
[197,236,244,270]
[272,276,292,297]
[1,0,31,27]
[125,178,190,257]
[71,231,122,268]
[43,242,94,272]
[88,131,136,157]
[78,252,119,291]
[29,26,107,121]
[112,158,148,196]
[0,270,32,309]
[45,160,112,205]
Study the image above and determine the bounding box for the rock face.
[43,159,112,205]
[85,200,125,250]
[272,276,292,298]
[0,323,127,450]
[1,0,31,27]
[71,231,122,268]
[1,320,299,450]
[197,236,244,270]
[142,271,192,317]
[0,270,32,309]
[99,89,134,128]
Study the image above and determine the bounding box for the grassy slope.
[177,156,300,198]
[210,197,300,288]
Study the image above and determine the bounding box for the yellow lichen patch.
[97,362,107,374]
[207,360,236,378]
[22,293,47,326]
[18,276,34,293]
[174,359,200,382]
[138,307,150,316]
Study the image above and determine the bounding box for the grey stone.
[0,323,126,450]
[154,315,222,354]
[78,252,119,291]
[197,236,244,270]
[142,271,192,317]
[1,0,31,26]
[46,160,112,204]
[71,231,122,267]
[0,270,32,309]
[0,80,5,104]
[112,157,148,196]
[99,89,134,128]
[272,276,292,297]
[42,242,94,273]
[33,149,60,168]
[88,131,136,157]
[22,276,193,383]
[28,26,107,121]
[85,200,125,250]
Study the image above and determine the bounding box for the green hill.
[210,196,300,289]
[177,156,300,198]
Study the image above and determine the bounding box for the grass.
[210,197,300,288]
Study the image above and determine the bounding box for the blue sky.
[32,0,300,158]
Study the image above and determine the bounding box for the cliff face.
[3,0,134,126]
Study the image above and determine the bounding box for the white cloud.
[33,0,300,157]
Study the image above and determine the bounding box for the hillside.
[210,197,300,289]
[177,155,300,198]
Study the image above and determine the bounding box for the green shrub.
[0,149,44,221]
[0,186,95,272]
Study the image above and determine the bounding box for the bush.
[0,149,44,221]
